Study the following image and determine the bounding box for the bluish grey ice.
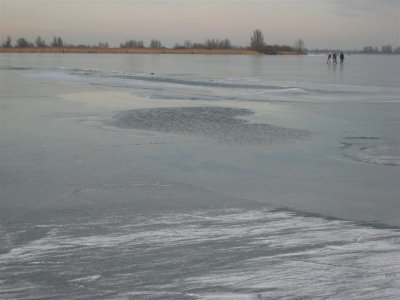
[1,53,399,299]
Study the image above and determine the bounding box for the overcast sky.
[1,0,399,49]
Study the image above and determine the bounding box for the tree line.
[174,39,232,49]
[1,30,305,54]
[250,29,305,54]
[1,36,111,49]
[361,45,399,53]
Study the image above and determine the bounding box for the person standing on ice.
[340,52,345,64]
[327,52,332,64]
[332,53,337,64]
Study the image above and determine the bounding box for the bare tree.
[120,40,144,48]
[294,39,305,54]
[51,36,64,47]
[16,37,33,47]
[220,38,232,49]
[97,41,109,48]
[35,36,47,47]
[204,39,232,49]
[173,42,184,49]
[150,39,163,48]
[174,38,232,49]
[2,36,12,47]
[250,29,266,53]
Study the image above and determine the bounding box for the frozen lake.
[1,53,399,299]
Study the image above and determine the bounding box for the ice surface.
[1,208,399,299]
[1,53,399,299]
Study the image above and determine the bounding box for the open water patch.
[111,107,310,145]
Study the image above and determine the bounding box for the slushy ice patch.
[111,107,310,145]
[340,137,400,166]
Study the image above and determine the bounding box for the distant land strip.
[0,47,299,55]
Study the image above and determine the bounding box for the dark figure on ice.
[332,53,337,64]
[327,52,332,64]
[340,52,345,64]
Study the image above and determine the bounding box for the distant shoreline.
[0,47,299,55]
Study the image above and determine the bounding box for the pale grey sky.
[1,0,399,49]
